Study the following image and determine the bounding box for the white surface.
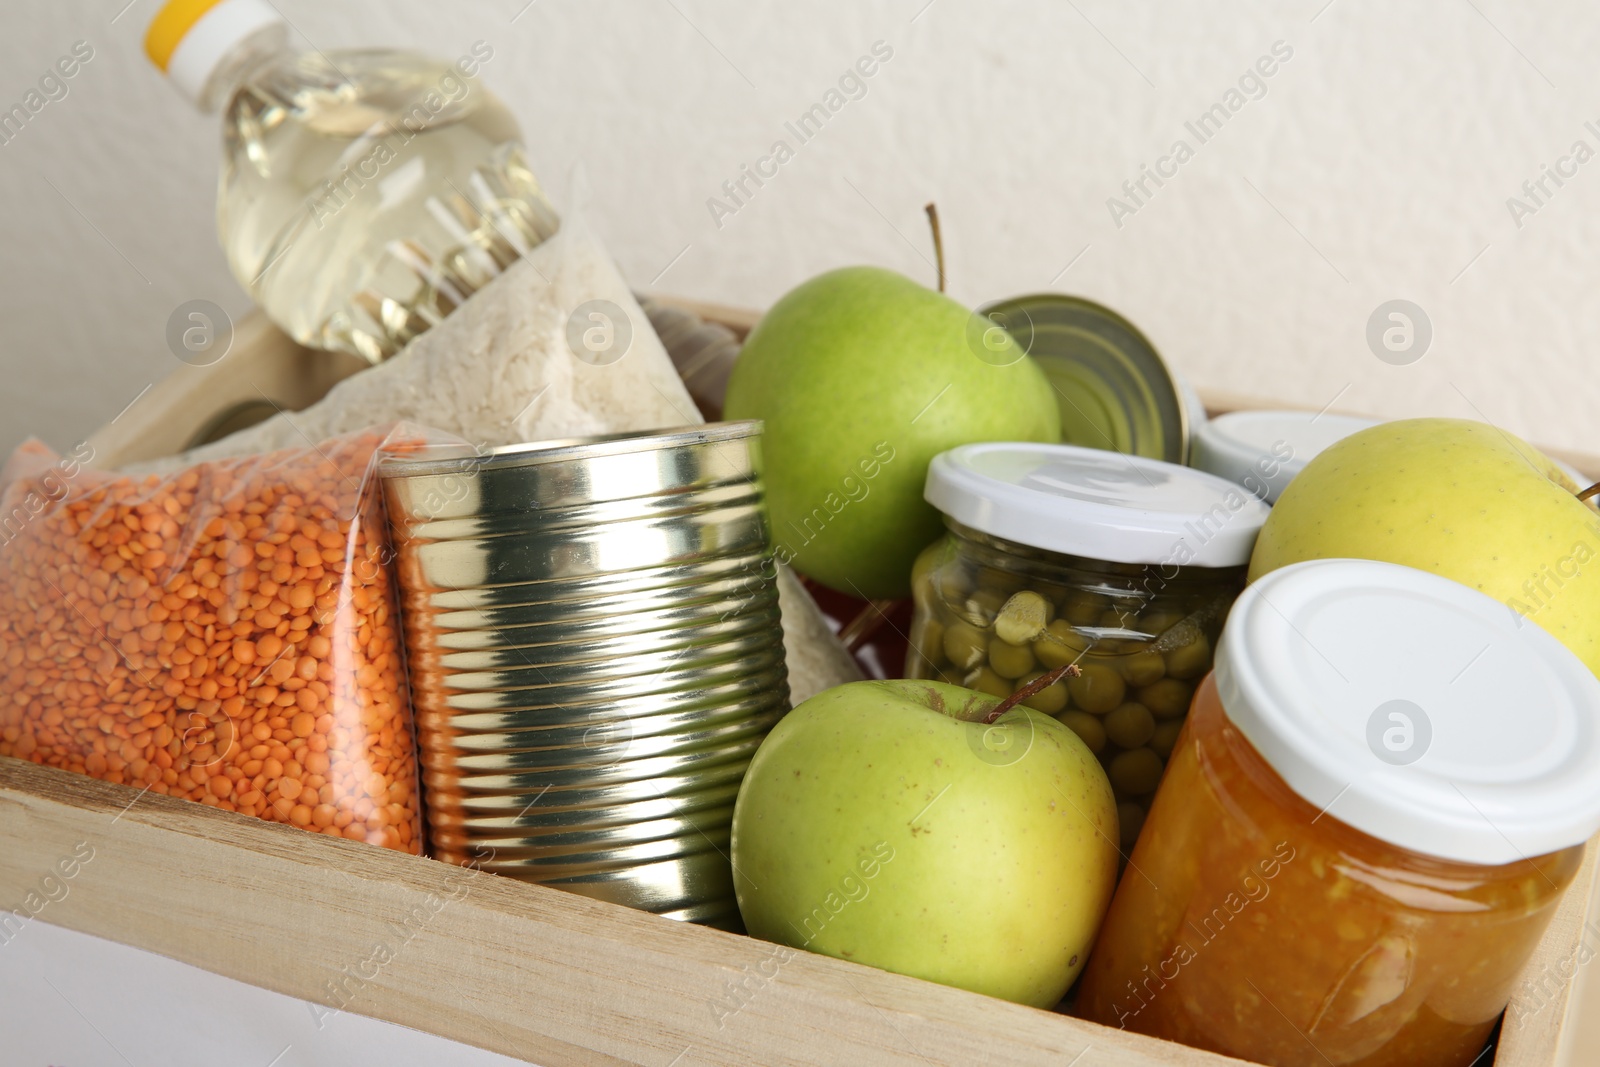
[0,920,537,1066]
[926,441,1269,566]
[1191,409,1378,502]
[3,3,1600,459]
[1215,559,1600,865]
[165,0,285,104]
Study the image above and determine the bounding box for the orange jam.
[1077,674,1582,1067]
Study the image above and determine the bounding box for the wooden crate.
[5,305,1599,1067]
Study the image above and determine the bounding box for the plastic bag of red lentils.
[0,427,422,854]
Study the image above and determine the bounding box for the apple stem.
[983,663,1081,724]
[1578,480,1600,503]
[924,202,946,293]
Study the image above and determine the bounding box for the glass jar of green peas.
[908,443,1271,850]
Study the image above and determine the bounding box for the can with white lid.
[1078,558,1600,1067]
[1192,410,1594,505]
[1190,410,1379,503]
[906,442,1271,847]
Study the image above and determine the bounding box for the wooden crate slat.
[0,757,1248,1067]
[1495,840,1597,1067]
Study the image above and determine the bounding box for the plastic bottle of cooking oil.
[146,0,559,363]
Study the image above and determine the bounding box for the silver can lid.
[378,421,763,522]
[979,293,1189,464]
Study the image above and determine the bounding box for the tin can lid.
[1216,558,1600,865]
[925,441,1269,568]
[979,293,1189,464]
[1191,410,1379,504]
[377,421,760,479]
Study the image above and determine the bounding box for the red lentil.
[0,431,421,853]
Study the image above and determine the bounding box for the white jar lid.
[1217,559,1600,866]
[1191,410,1378,504]
[924,442,1270,568]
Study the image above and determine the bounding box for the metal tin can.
[978,293,1190,463]
[379,422,788,928]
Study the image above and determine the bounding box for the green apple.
[730,679,1118,1008]
[724,267,1060,600]
[1250,418,1600,676]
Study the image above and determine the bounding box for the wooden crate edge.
[0,757,1249,1067]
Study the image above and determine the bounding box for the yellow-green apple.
[729,679,1118,1008]
[723,268,1060,599]
[1249,418,1600,676]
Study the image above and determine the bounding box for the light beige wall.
[2,0,1596,457]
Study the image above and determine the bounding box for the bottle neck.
[194,22,289,114]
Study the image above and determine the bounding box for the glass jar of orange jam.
[1077,559,1600,1067]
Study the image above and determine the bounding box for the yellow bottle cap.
[144,0,285,105]
[144,0,225,72]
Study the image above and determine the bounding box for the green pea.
[1092,609,1143,653]
[1120,649,1166,687]
[1058,710,1106,755]
[1060,594,1106,626]
[965,587,1009,621]
[1068,663,1126,715]
[1139,609,1187,637]
[1108,748,1165,796]
[1151,719,1184,759]
[1015,670,1069,714]
[966,666,1012,699]
[1164,632,1212,680]
[1034,618,1091,669]
[988,637,1036,679]
[1104,702,1156,749]
[1137,678,1195,719]
[1033,583,1070,608]
[1098,608,1137,631]
[995,590,1053,645]
[942,620,988,671]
